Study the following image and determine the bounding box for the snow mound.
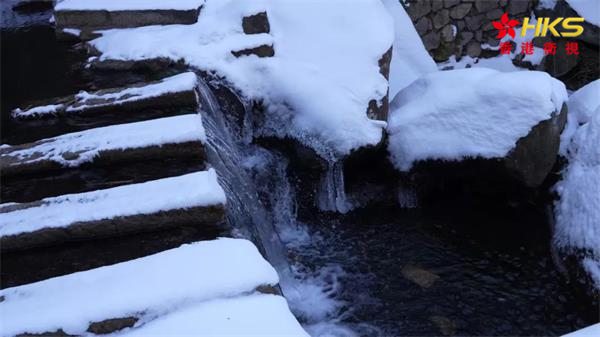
[554,108,600,289]
[55,0,206,11]
[387,68,567,171]
[560,80,600,155]
[0,169,225,237]
[0,238,288,337]
[381,0,437,97]
[566,0,600,26]
[89,0,393,158]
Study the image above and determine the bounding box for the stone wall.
[403,0,533,61]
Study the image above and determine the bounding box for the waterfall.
[195,77,358,335]
[194,77,300,299]
[317,160,350,214]
[398,185,418,208]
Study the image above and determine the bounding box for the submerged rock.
[401,263,440,288]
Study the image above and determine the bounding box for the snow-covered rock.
[88,0,393,159]
[560,80,600,155]
[554,83,600,291]
[1,114,206,176]
[387,68,568,187]
[0,239,308,337]
[0,170,226,250]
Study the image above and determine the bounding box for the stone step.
[11,72,198,119]
[54,0,205,40]
[0,170,226,251]
[1,220,224,288]
[1,114,206,177]
[0,239,308,337]
[1,158,205,204]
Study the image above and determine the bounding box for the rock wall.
[403,0,533,61]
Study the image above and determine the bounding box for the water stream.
[195,78,301,300]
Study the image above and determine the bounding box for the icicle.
[398,184,418,208]
[317,160,350,214]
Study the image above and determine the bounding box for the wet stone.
[430,315,457,336]
[401,264,440,288]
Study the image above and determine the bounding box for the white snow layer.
[387,68,568,171]
[13,72,198,118]
[117,294,309,337]
[89,0,393,158]
[0,169,225,237]
[554,98,600,290]
[2,114,206,168]
[560,80,600,155]
[566,0,600,26]
[563,323,600,337]
[0,238,305,337]
[381,0,437,98]
[55,0,206,11]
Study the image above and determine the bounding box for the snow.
[13,72,198,118]
[89,0,393,158]
[2,114,206,168]
[117,294,309,337]
[381,0,437,98]
[55,0,206,11]
[62,28,81,36]
[0,238,287,337]
[566,0,600,26]
[563,323,600,337]
[554,107,600,290]
[0,169,225,237]
[11,103,65,117]
[387,68,568,171]
[560,80,600,155]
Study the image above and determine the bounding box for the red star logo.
[493,13,519,39]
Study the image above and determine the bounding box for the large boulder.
[387,68,568,192]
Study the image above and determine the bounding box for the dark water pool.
[296,199,597,336]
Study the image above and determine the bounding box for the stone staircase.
[54,0,205,40]
[0,2,306,336]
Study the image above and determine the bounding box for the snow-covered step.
[0,239,306,337]
[0,170,226,251]
[54,0,205,40]
[116,294,309,337]
[11,72,198,119]
[1,114,206,177]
